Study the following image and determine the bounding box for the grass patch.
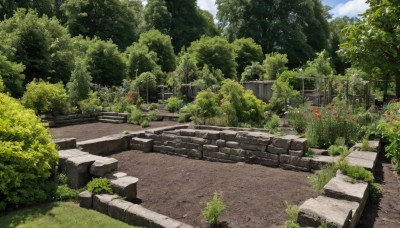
[308,163,338,193]
[0,201,134,228]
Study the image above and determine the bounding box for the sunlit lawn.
[0,201,134,228]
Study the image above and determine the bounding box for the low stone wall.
[134,125,311,171]
[297,140,381,228]
[43,114,98,127]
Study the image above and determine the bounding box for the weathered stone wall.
[136,126,311,171]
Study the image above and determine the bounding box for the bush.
[110,96,134,113]
[147,110,161,121]
[87,178,113,194]
[21,79,69,114]
[337,161,375,183]
[327,138,348,156]
[202,192,226,226]
[287,104,312,134]
[0,93,59,208]
[308,163,338,193]
[264,114,282,135]
[283,201,300,228]
[128,107,142,125]
[140,119,150,128]
[79,92,102,115]
[148,103,158,111]
[189,90,221,124]
[165,97,184,113]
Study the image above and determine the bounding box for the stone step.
[98,119,125,124]
[105,172,139,201]
[77,134,129,155]
[54,138,77,150]
[58,149,89,173]
[310,155,340,170]
[99,115,126,121]
[345,151,377,171]
[298,196,359,228]
[130,137,154,152]
[89,156,118,177]
[100,112,129,117]
[323,175,368,203]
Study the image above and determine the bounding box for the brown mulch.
[110,150,317,228]
[49,121,181,141]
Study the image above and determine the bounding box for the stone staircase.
[98,112,128,124]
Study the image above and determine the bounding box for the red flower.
[327,107,332,110]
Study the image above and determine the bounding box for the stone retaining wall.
[43,114,98,127]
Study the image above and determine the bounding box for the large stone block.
[216,139,226,148]
[247,156,279,167]
[280,155,310,171]
[179,129,196,137]
[345,151,377,171]
[195,130,220,140]
[153,145,174,153]
[89,156,118,177]
[298,196,359,228]
[351,140,380,152]
[66,155,96,189]
[289,150,303,157]
[108,198,133,222]
[93,194,119,215]
[220,130,237,141]
[58,149,88,173]
[187,149,202,159]
[131,137,154,152]
[205,151,230,160]
[219,148,246,157]
[54,138,77,150]
[272,135,298,149]
[267,145,288,154]
[240,143,266,152]
[125,204,194,228]
[236,132,272,145]
[110,176,139,201]
[203,145,219,152]
[79,190,93,209]
[310,155,339,170]
[323,176,368,203]
[145,133,161,141]
[105,171,127,180]
[189,137,209,145]
[176,142,203,151]
[226,141,240,149]
[290,138,307,151]
[77,135,128,155]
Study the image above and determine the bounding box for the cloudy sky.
[196,0,369,18]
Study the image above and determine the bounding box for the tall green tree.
[340,0,400,97]
[138,29,176,73]
[0,0,55,19]
[124,43,162,81]
[0,53,25,97]
[174,52,198,85]
[240,62,266,82]
[0,9,74,84]
[61,0,141,50]
[263,53,288,80]
[67,58,92,105]
[216,0,330,67]
[232,38,263,76]
[188,36,237,80]
[73,37,126,86]
[144,0,172,35]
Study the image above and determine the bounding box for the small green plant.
[54,174,80,201]
[87,178,113,194]
[128,107,142,125]
[361,138,369,151]
[122,130,130,135]
[165,97,184,113]
[305,148,315,157]
[337,161,374,183]
[79,92,103,115]
[264,114,282,134]
[148,103,157,111]
[202,192,226,226]
[178,113,188,123]
[283,201,300,228]
[369,182,382,203]
[147,110,161,121]
[140,119,150,128]
[308,163,338,193]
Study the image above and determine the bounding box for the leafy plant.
[128,107,142,125]
[202,192,226,226]
[264,114,282,135]
[337,161,374,183]
[140,119,150,128]
[283,201,300,228]
[78,92,102,115]
[148,103,158,111]
[308,164,338,193]
[87,178,113,194]
[147,110,161,121]
[0,93,59,209]
[361,138,370,151]
[165,97,184,113]
[327,139,348,156]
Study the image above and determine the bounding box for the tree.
[240,62,266,82]
[0,9,74,84]
[232,38,263,76]
[124,43,162,81]
[0,53,25,97]
[74,37,126,87]
[144,0,172,35]
[188,36,237,80]
[0,0,55,19]
[216,0,330,67]
[61,0,141,50]
[138,29,176,73]
[195,64,223,89]
[340,0,400,98]
[67,58,92,106]
[263,53,288,80]
[303,50,334,78]
[135,72,157,103]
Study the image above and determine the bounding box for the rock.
[54,138,77,150]
[310,155,339,170]
[189,137,209,145]
[226,141,240,149]
[131,137,154,152]
[176,142,203,151]
[216,139,226,148]
[311,148,329,156]
[289,150,303,157]
[220,130,237,141]
[187,149,202,159]
[58,149,88,173]
[93,194,119,215]
[195,130,220,140]
[351,140,380,152]
[77,135,128,155]
[66,155,96,189]
[179,129,196,137]
[290,138,307,151]
[206,151,230,160]
[323,176,368,203]
[272,135,298,149]
[298,196,359,228]
[145,133,161,141]
[105,171,127,180]
[203,145,219,152]
[153,145,174,153]
[240,143,267,152]
[108,198,133,222]
[345,156,375,171]
[279,155,310,171]
[79,190,93,209]
[267,145,288,154]
[247,156,279,167]
[89,156,118,177]
[219,148,246,157]
[110,176,139,201]
[236,132,272,145]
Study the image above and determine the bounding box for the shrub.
[147,110,161,121]
[178,113,189,123]
[21,79,69,114]
[287,105,312,134]
[189,89,221,124]
[165,97,184,113]
[361,138,370,151]
[87,178,113,194]
[337,161,375,183]
[0,93,59,208]
[264,114,281,134]
[202,192,226,226]
[149,103,158,111]
[283,201,300,228]
[110,96,134,113]
[308,163,337,193]
[79,92,102,115]
[128,107,142,125]
[140,119,150,128]
[54,185,80,201]
[327,138,348,156]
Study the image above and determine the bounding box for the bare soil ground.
[110,150,316,228]
[49,122,400,227]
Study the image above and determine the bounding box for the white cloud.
[331,0,369,18]
[197,0,217,16]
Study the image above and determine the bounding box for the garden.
[1,0,400,227]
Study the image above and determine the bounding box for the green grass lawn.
[0,201,133,228]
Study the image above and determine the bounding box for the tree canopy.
[232,38,263,77]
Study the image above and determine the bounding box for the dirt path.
[49,121,181,141]
[358,153,400,228]
[110,151,317,228]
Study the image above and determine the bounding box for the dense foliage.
[0,53,25,97]
[0,93,58,209]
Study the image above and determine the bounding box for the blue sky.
[196,0,369,18]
